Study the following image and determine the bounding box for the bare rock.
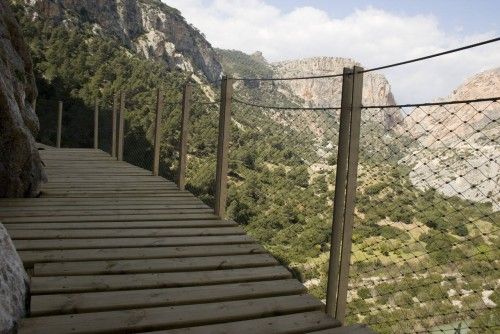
[0,223,29,334]
[403,68,500,210]
[19,0,223,83]
[0,0,45,197]
[272,57,401,129]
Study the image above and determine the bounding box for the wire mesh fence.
[35,98,59,147]
[346,100,499,333]
[34,73,498,334]
[97,96,114,154]
[35,97,95,148]
[227,82,344,291]
[184,100,221,206]
[122,91,158,172]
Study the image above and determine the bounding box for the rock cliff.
[0,224,29,334]
[16,0,223,82]
[272,57,401,129]
[403,68,500,210]
[0,0,45,197]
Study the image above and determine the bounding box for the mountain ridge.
[15,0,222,82]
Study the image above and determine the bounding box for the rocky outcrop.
[0,0,45,197]
[403,68,500,210]
[0,224,29,334]
[272,57,400,129]
[17,0,223,82]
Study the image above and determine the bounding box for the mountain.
[217,50,402,131]
[14,0,222,82]
[273,57,403,130]
[404,68,500,210]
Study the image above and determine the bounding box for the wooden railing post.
[336,65,363,322]
[152,88,163,176]
[177,83,192,190]
[117,91,125,161]
[214,76,234,218]
[326,66,363,322]
[111,94,118,158]
[56,101,63,148]
[94,98,99,149]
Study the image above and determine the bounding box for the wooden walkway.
[0,147,372,334]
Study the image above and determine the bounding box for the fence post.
[117,91,125,161]
[325,66,363,322]
[152,88,163,176]
[56,101,63,148]
[214,76,234,218]
[111,94,118,158]
[94,98,99,149]
[177,83,192,190]
[326,67,354,319]
[336,65,363,322]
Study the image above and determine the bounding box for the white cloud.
[164,0,500,103]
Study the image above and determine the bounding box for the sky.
[163,0,500,103]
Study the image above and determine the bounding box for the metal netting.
[122,91,157,172]
[35,97,94,148]
[228,79,343,289]
[346,100,500,333]
[184,100,220,207]
[157,101,183,180]
[35,98,59,146]
[97,96,114,154]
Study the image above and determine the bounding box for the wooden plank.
[144,311,340,334]
[18,244,266,266]
[14,235,254,250]
[41,177,172,182]
[3,212,219,223]
[9,226,244,239]
[33,254,278,276]
[41,187,188,192]
[0,197,202,205]
[0,208,214,218]
[0,204,208,213]
[40,148,107,152]
[308,324,376,334]
[40,190,192,195]
[30,266,293,293]
[18,294,322,334]
[31,279,305,316]
[4,219,236,230]
[38,187,181,192]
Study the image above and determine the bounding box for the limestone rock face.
[0,224,29,334]
[272,57,400,129]
[20,0,223,82]
[0,0,45,197]
[403,68,500,210]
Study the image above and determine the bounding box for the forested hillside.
[10,1,499,333]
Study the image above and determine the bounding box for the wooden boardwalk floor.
[0,147,372,334]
